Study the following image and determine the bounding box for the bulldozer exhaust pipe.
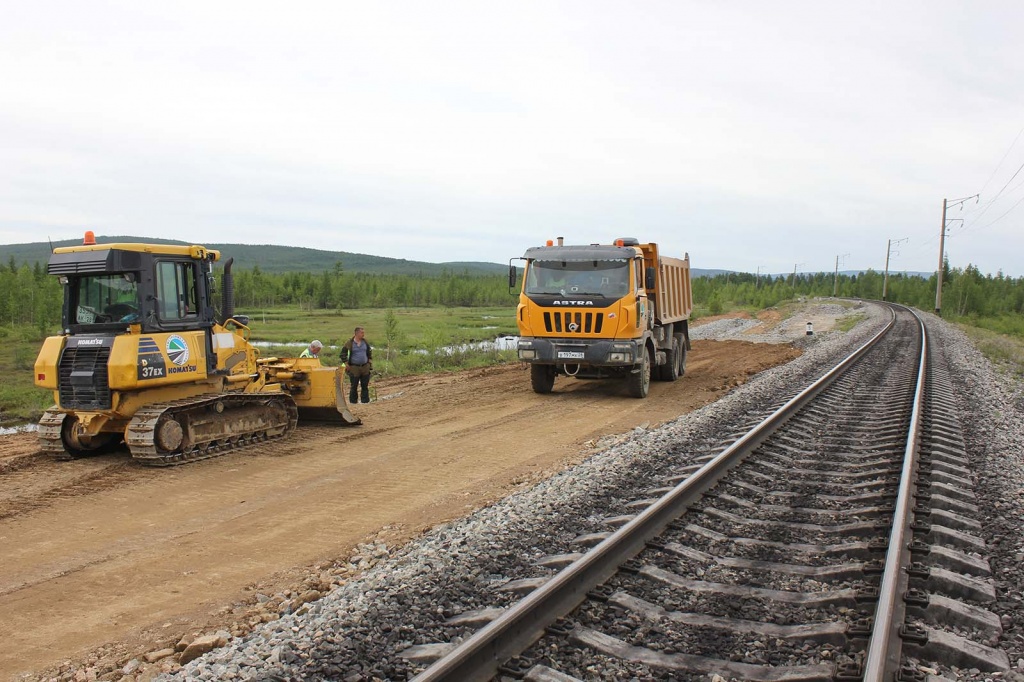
[221,257,235,324]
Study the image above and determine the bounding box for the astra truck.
[511,237,693,398]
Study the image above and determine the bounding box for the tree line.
[693,264,1024,334]
[1,258,63,333]
[0,258,517,330]
[3,255,1022,336]
[232,264,513,310]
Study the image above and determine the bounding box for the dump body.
[513,238,692,398]
[640,243,693,325]
[34,235,359,465]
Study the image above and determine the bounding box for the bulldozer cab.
[50,242,221,375]
[52,243,219,334]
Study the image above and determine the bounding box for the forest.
[693,264,1024,336]
[1,255,1022,337]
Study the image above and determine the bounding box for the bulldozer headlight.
[519,349,537,360]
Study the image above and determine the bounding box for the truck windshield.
[526,260,630,297]
[72,274,141,324]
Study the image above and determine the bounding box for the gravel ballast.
[154,305,1024,681]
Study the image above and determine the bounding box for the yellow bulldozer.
[33,233,361,466]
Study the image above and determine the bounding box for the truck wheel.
[660,337,680,382]
[675,333,687,376]
[531,364,556,393]
[628,346,652,398]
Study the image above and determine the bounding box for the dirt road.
[0,339,799,680]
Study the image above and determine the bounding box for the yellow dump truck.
[511,237,693,398]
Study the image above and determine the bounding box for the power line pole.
[935,199,948,314]
[882,237,907,302]
[884,239,892,301]
[935,194,979,315]
[790,263,804,290]
[832,253,849,297]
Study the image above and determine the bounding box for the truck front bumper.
[516,337,641,367]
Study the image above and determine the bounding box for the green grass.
[239,306,516,347]
[249,306,519,379]
[949,312,1024,338]
[0,326,56,425]
[835,313,865,332]
[957,324,1024,380]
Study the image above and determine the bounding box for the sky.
[2,1,1023,277]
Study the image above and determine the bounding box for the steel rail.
[862,306,928,680]
[413,307,900,682]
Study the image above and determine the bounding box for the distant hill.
[692,268,733,277]
[0,236,508,276]
[4,237,882,279]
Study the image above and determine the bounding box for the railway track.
[408,305,1010,681]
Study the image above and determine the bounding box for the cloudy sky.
[2,1,1022,276]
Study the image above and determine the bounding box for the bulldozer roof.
[52,243,220,261]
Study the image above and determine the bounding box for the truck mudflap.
[516,337,642,367]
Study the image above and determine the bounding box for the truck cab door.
[634,257,650,329]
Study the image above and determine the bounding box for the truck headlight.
[608,352,630,362]
[519,349,537,360]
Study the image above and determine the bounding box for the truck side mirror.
[508,265,518,288]
[645,266,656,290]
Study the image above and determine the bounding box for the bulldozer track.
[37,409,71,458]
[125,393,299,466]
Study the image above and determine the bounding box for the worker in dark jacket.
[340,326,373,404]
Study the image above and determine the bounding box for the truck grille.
[58,346,112,410]
[543,311,604,334]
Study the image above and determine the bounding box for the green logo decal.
[166,334,191,366]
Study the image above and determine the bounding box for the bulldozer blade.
[330,368,363,425]
[297,405,362,424]
[287,365,362,425]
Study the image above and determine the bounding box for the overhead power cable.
[961,126,1024,233]
[972,192,1024,232]
[977,124,1024,199]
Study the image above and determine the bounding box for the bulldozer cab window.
[72,274,140,324]
[156,261,198,321]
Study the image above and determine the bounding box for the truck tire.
[531,364,556,393]
[675,332,687,376]
[628,346,652,398]
[659,336,680,382]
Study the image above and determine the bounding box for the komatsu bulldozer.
[33,232,361,466]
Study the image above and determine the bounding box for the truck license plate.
[557,351,585,360]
